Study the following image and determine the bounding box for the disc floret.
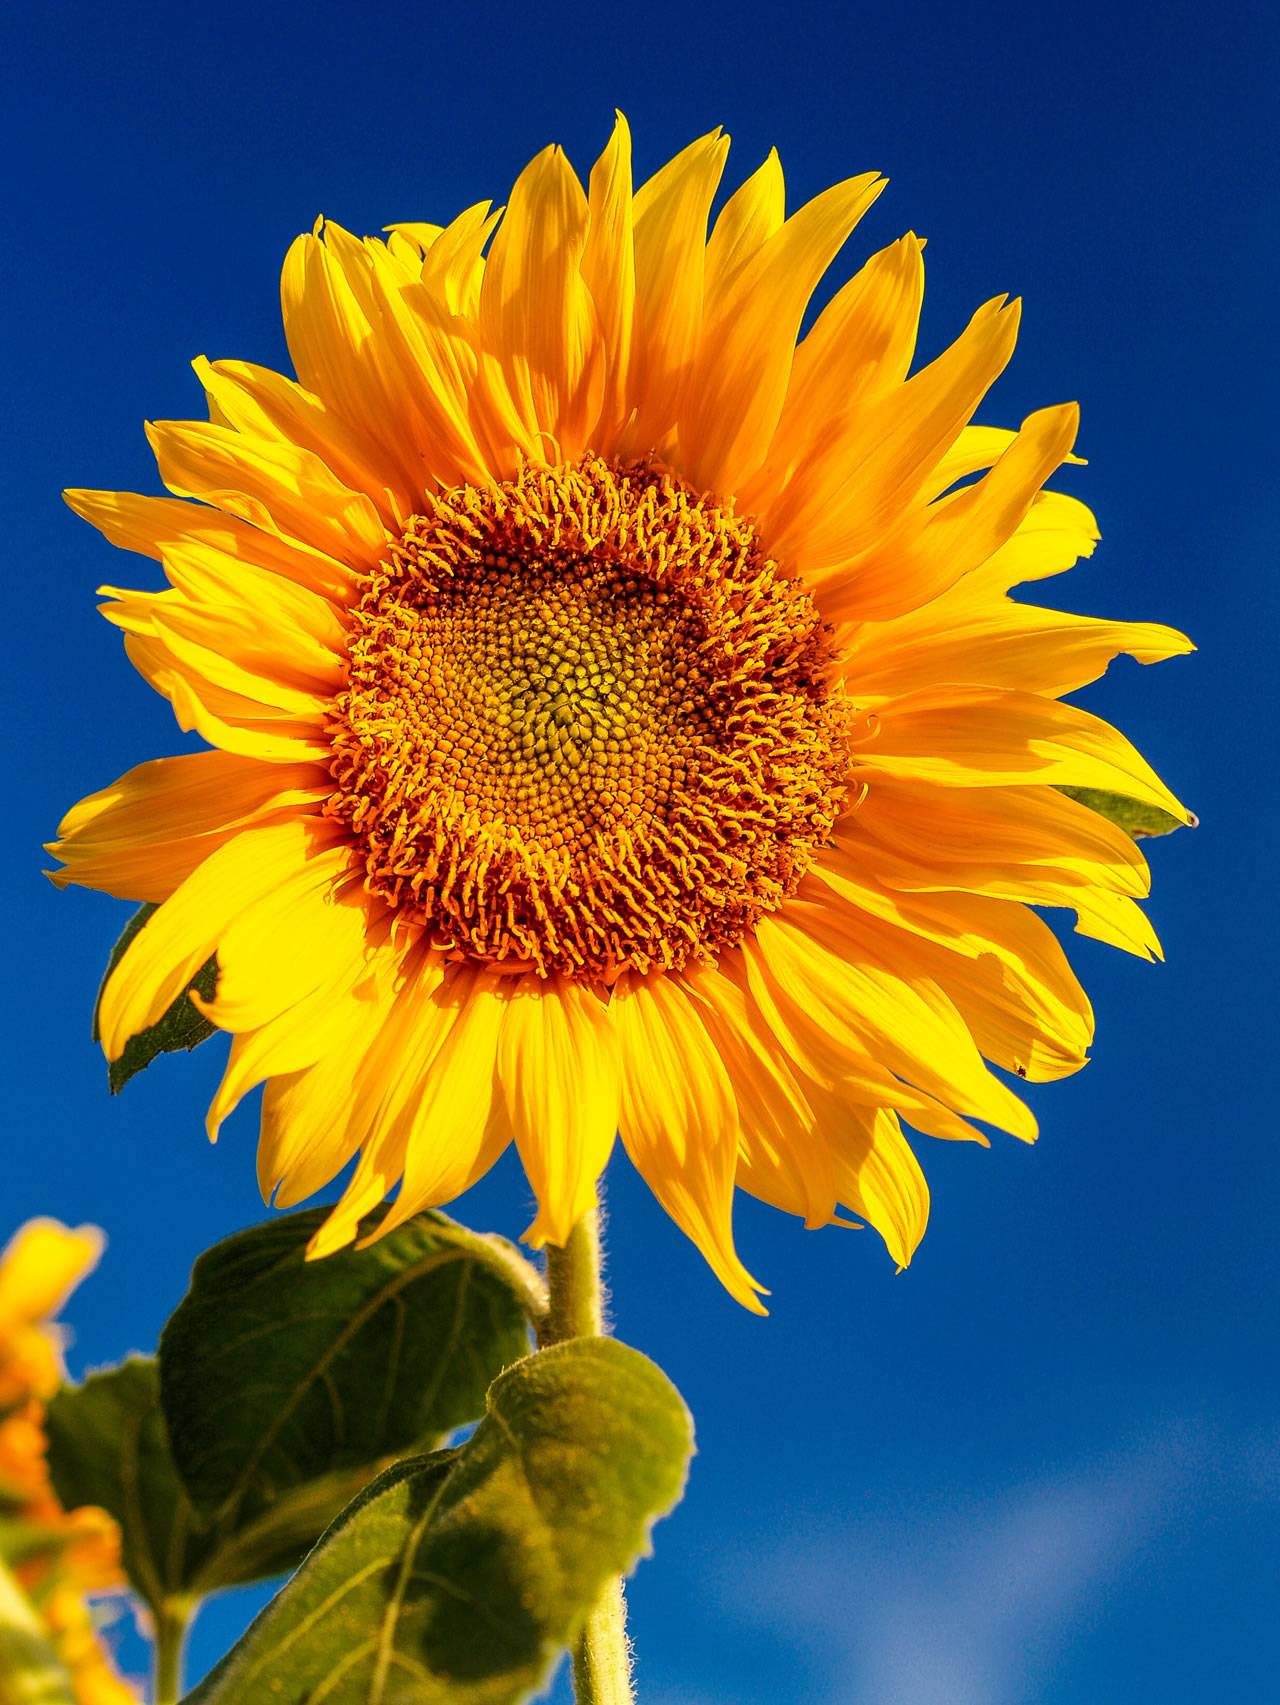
[326,457,851,980]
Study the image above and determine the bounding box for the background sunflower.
[5,1,1269,1701]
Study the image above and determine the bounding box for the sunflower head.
[50,117,1191,1308]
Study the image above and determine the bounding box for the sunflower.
[0,1220,138,1705]
[50,119,1190,1309]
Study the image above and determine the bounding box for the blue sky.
[3,0,1276,1698]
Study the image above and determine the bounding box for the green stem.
[540,1197,634,1705]
[151,1598,192,1705]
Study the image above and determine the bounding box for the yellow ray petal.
[499,975,620,1248]
[122,633,331,762]
[622,128,729,455]
[680,171,884,494]
[752,913,1039,1140]
[146,419,387,570]
[139,604,335,716]
[814,402,1080,623]
[208,923,405,1142]
[254,946,406,1209]
[194,356,406,529]
[743,232,925,514]
[194,856,372,1035]
[1069,888,1165,961]
[683,959,836,1229]
[96,818,347,1060]
[478,145,603,463]
[280,223,438,500]
[51,750,327,855]
[805,860,1094,1081]
[358,236,495,488]
[47,750,327,901]
[582,113,636,455]
[701,148,786,316]
[766,296,1021,571]
[336,964,511,1253]
[845,581,1194,702]
[839,773,1150,899]
[613,969,765,1311]
[418,202,501,317]
[0,1221,104,1331]
[63,487,358,604]
[803,1095,930,1269]
[860,684,1192,820]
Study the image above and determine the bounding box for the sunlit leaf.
[184,1338,693,1705]
[1056,784,1195,839]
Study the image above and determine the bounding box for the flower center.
[326,457,850,981]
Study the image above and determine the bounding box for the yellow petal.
[146,418,387,571]
[582,113,636,453]
[478,145,603,463]
[208,924,403,1141]
[839,773,1150,899]
[333,964,511,1253]
[814,402,1081,623]
[499,975,620,1247]
[47,750,328,901]
[418,202,501,317]
[122,633,331,763]
[860,684,1193,821]
[63,487,357,604]
[622,129,729,455]
[195,855,371,1034]
[613,969,765,1311]
[194,356,405,529]
[751,913,1039,1140]
[96,818,347,1060]
[254,943,406,1207]
[743,233,924,514]
[701,148,786,315]
[0,1221,104,1329]
[845,579,1194,701]
[801,1095,929,1269]
[765,296,1021,572]
[680,170,884,493]
[684,960,836,1229]
[806,859,1095,1082]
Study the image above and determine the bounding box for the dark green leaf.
[43,1360,367,1608]
[1056,785,1195,840]
[184,1337,693,1705]
[93,902,219,1093]
[45,1359,219,1613]
[159,1206,537,1537]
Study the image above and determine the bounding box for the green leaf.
[93,902,219,1093]
[43,1359,367,1608]
[158,1206,538,1537]
[45,1359,219,1614]
[184,1337,693,1705]
[1055,785,1195,840]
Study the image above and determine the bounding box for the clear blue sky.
[3,1,1276,1699]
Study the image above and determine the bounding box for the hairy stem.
[151,1598,192,1705]
[540,1197,633,1705]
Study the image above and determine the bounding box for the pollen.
[325,456,851,980]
